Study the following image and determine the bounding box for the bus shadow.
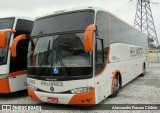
[0,90,28,99]
[115,73,145,93]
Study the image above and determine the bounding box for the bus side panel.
[94,43,147,104]
[94,77,112,104]
[9,74,27,92]
[109,43,147,86]
[94,62,125,104]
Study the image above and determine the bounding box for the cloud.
[0,0,159,41]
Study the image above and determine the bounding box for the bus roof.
[36,6,103,19]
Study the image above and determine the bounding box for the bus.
[26,7,148,105]
[0,17,33,93]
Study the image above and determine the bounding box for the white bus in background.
[0,17,33,93]
[26,7,148,105]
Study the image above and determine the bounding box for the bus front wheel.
[110,75,120,98]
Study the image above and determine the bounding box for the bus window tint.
[110,16,122,43]
[95,11,109,74]
[0,18,15,65]
[0,18,14,30]
[110,15,148,47]
[0,48,7,65]
[31,10,94,36]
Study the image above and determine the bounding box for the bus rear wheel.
[110,75,120,98]
[140,63,146,77]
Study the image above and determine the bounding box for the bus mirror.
[84,24,96,52]
[0,30,16,47]
[11,34,27,57]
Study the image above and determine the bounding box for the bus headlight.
[0,73,9,79]
[28,84,38,91]
[71,87,92,94]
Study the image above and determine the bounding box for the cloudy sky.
[0,0,159,42]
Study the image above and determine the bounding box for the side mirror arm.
[11,34,27,57]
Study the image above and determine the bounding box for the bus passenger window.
[95,11,109,75]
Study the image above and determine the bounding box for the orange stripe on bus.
[108,15,111,45]
[108,15,111,63]
[68,88,95,105]
[28,89,41,102]
[0,78,11,93]
[10,70,27,77]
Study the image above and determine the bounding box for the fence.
[148,51,160,62]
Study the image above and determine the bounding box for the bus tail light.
[70,86,92,94]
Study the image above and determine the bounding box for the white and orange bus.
[0,17,33,93]
[26,7,148,105]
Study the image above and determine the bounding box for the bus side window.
[95,11,109,75]
[95,38,105,74]
[96,38,104,63]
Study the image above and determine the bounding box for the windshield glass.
[28,10,94,79]
[28,33,92,78]
[0,18,15,65]
[31,10,94,36]
[0,18,15,30]
[0,48,8,65]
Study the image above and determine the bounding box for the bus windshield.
[0,18,15,65]
[31,10,94,36]
[0,48,7,65]
[0,18,15,30]
[28,10,94,80]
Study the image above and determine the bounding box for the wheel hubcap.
[114,79,120,92]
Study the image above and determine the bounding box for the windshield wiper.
[56,40,69,77]
[29,37,40,58]
[36,39,51,77]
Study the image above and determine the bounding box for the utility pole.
[134,0,159,48]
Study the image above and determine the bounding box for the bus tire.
[139,63,146,77]
[110,75,120,98]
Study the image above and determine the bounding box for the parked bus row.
[0,6,148,105]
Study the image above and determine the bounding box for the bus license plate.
[47,97,58,103]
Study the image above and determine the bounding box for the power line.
[113,0,131,12]
[134,0,159,48]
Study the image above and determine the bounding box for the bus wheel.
[110,75,120,98]
[140,63,146,77]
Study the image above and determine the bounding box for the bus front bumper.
[28,88,96,105]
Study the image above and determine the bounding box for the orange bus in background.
[0,17,33,93]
